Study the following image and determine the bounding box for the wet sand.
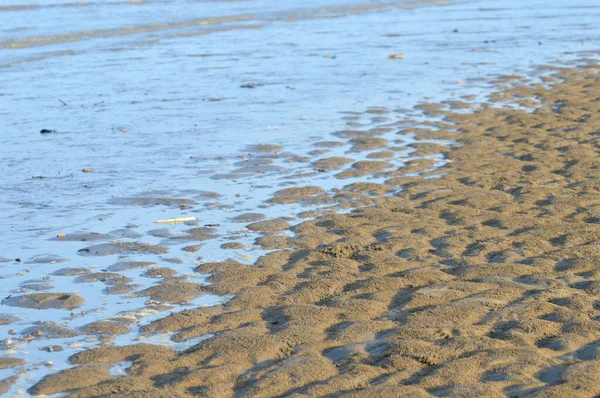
[21,61,600,396]
[2,0,600,395]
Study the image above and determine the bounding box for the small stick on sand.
[154,217,197,224]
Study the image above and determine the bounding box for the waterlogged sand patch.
[0,314,19,325]
[246,219,290,234]
[182,244,202,253]
[30,254,68,264]
[343,182,395,196]
[18,280,53,292]
[366,150,396,159]
[161,257,183,264]
[396,158,439,174]
[81,320,131,336]
[407,142,450,156]
[107,261,156,272]
[51,267,90,276]
[189,227,218,234]
[267,186,329,205]
[193,191,222,200]
[234,158,274,167]
[335,160,394,178]
[0,357,24,370]
[0,358,23,395]
[51,232,113,242]
[109,196,195,208]
[146,228,175,238]
[312,156,354,171]
[246,144,285,153]
[142,267,177,278]
[334,129,385,139]
[365,107,391,114]
[349,137,389,151]
[74,272,133,285]
[273,186,326,197]
[3,293,84,310]
[77,241,168,256]
[254,235,290,250]
[133,282,205,302]
[21,322,78,339]
[0,377,18,396]
[312,141,345,148]
[109,228,143,239]
[351,160,394,171]
[221,242,244,250]
[232,164,285,174]
[414,101,448,116]
[211,171,256,180]
[441,99,475,110]
[106,283,142,295]
[166,228,219,243]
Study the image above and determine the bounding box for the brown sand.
[29,64,600,396]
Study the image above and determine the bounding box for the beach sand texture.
[26,64,600,396]
[1,0,600,395]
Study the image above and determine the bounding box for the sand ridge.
[28,63,600,396]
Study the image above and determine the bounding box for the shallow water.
[0,0,599,395]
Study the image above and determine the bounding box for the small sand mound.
[246,219,290,234]
[3,293,85,310]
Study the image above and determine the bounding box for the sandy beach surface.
[1,0,600,396]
